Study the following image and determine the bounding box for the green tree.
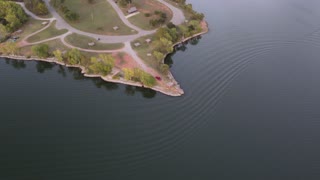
[89,54,115,76]
[0,1,27,33]
[123,68,134,80]
[53,49,63,62]
[140,71,156,87]
[65,48,83,65]
[31,44,49,58]
[153,51,164,63]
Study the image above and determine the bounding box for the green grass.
[26,21,68,43]
[53,0,135,35]
[131,34,160,70]
[15,18,49,43]
[65,33,124,50]
[125,0,173,30]
[20,39,70,57]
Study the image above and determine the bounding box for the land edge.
[0,21,209,97]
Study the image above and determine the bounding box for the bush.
[144,13,151,17]
[65,11,79,21]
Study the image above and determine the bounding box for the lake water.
[1,0,320,179]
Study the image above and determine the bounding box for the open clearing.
[54,0,135,35]
[27,21,68,43]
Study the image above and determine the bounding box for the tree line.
[24,0,49,16]
[51,0,79,21]
[0,0,28,41]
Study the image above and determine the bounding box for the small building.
[127,7,138,14]
[88,42,95,47]
[145,38,151,43]
[147,53,152,57]
[42,22,48,25]
[113,26,119,31]
[134,42,141,47]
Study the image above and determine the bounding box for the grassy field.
[14,18,48,43]
[131,34,160,70]
[125,0,173,30]
[53,0,135,35]
[20,39,70,57]
[65,33,124,50]
[26,21,68,43]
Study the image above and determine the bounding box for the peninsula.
[0,0,208,96]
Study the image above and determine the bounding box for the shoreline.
[0,21,209,97]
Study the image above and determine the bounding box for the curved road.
[40,0,185,44]
[18,0,186,73]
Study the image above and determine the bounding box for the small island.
[0,0,208,96]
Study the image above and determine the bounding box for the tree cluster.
[149,11,167,27]
[31,44,49,58]
[49,48,84,65]
[51,0,79,21]
[0,42,18,55]
[88,54,115,76]
[24,0,49,16]
[123,68,156,87]
[0,0,28,40]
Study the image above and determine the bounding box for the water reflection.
[36,61,54,73]
[125,86,157,98]
[57,65,67,78]
[5,59,26,70]
[3,59,157,99]
[165,36,202,67]
[92,78,119,90]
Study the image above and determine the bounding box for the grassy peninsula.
[0,0,208,96]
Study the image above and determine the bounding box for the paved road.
[158,0,185,25]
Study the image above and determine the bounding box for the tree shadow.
[125,85,157,99]
[92,78,119,90]
[36,61,54,73]
[5,59,26,70]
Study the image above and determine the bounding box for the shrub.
[144,13,151,17]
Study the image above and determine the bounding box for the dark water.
[1,0,320,179]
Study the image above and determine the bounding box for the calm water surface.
[1,0,320,179]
